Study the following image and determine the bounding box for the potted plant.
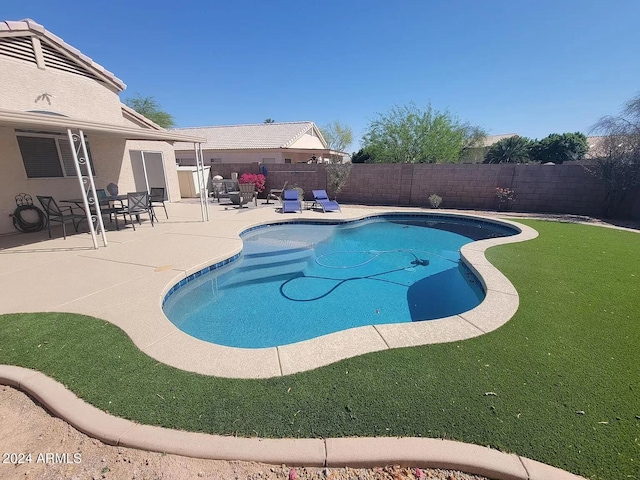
[428,193,442,209]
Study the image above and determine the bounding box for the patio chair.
[115,192,154,231]
[36,195,86,239]
[281,189,302,213]
[88,188,119,223]
[229,183,256,209]
[211,179,239,203]
[266,181,288,204]
[312,190,341,212]
[149,187,168,220]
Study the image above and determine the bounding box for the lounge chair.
[312,190,341,212]
[266,181,288,204]
[281,189,302,213]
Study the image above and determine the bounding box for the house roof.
[0,108,205,143]
[0,18,126,91]
[482,134,519,147]
[172,121,328,151]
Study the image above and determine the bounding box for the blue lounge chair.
[281,189,301,213]
[312,190,341,212]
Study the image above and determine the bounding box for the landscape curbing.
[0,365,586,480]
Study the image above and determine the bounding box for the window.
[16,132,96,178]
[284,158,292,164]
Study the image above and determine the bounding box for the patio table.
[61,194,128,210]
[61,195,129,230]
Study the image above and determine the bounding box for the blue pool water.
[163,215,517,348]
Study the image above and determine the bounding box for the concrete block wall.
[208,162,639,218]
[210,163,327,201]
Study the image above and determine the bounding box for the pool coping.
[0,365,586,480]
[150,211,538,378]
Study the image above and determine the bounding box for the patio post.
[193,143,209,222]
[199,143,209,221]
[140,151,151,195]
[66,128,106,248]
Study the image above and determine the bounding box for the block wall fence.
[208,162,640,219]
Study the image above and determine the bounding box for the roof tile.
[0,18,126,91]
[172,122,326,151]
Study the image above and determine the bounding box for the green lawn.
[1,219,638,480]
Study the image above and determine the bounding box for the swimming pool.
[163,214,518,348]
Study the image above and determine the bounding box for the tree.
[264,118,275,123]
[459,125,489,162]
[529,132,589,163]
[124,94,175,128]
[351,147,373,163]
[320,120,353,153]
[326,162,352,200]
[587,93,640,217]
[361,103,485,163]
[484,136,532,164]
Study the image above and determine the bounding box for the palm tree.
[484,136,531,163]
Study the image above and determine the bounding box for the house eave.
[0,109,205,143]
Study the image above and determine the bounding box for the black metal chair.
[149,187,168,220]
[87,188,120,224]
[36,195,86,239]
[116,192,154,231]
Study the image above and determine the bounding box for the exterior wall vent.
[0,36,37,64]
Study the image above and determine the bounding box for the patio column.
[193,142,209,222]
[66,128,107,248]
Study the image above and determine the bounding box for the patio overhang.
[1,108,209,248]
[0,109,206,143]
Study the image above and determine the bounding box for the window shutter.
[17,136,63,178]
[57,138,97,177]
[57,138,77,176]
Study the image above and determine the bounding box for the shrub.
[291,185,304,201]
[428,194,442,208]
[239,173,266,193]
[495,187,516,202]
[326,163,352,199]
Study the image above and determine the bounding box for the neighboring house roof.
[0,18,126,91]
[585,136,605,158]
[172,121,328,151]
[482,134,519,147]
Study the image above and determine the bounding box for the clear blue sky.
[3,0,639,152]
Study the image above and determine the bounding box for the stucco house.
[172,122,350,166]
[0,19,204,238]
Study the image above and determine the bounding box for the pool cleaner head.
[411,258,430,267]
